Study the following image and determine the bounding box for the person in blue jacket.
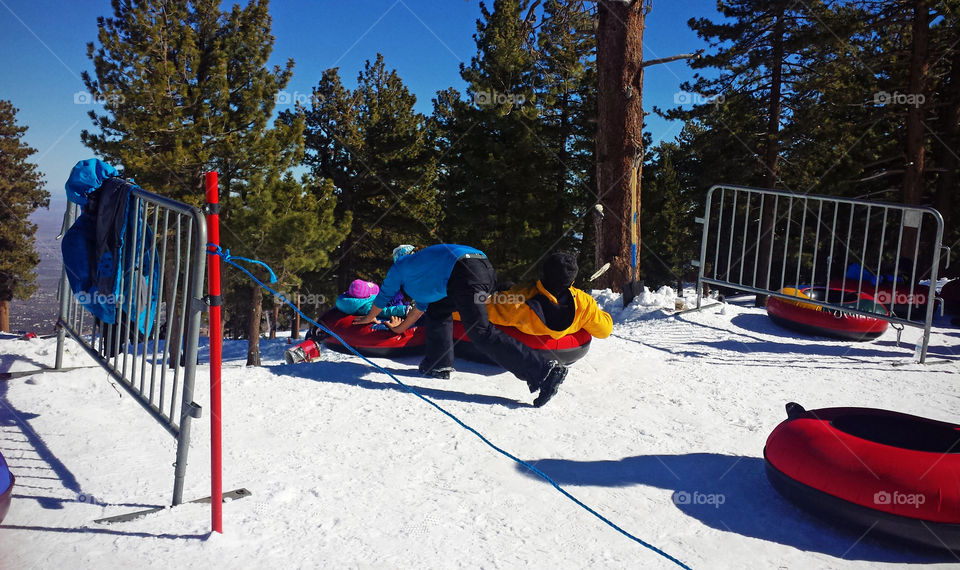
[354,244,568,407]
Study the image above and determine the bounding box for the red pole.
[205,171,223,533]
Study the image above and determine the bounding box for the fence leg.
[172,401,201,505]
[55,275,67,370]
[55,205,76,369]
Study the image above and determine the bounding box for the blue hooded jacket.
[372,244,485,310]
[61,159,159,335]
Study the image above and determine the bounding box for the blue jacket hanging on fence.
[61,159,160,336]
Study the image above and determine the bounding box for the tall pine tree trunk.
[0,300,9,332]
[755,5,785,306]
[270,303,279,339]
[902,0,930,260]
[595,0,646,292]
[291,290,301,340]
[556,93,571,244]
[247,285,262,366]
[935,36,960,249]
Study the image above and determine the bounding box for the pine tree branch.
[640,49,704,69]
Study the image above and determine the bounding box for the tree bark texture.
[594,0,646,292]
[755,5,786,306]
[270,303,279,339]
[901,0,930,261]
[934,30,960,248]
[903,0,930,207]
[291,291,301,340]
[247,285,262,366]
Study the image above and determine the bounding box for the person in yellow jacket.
[480,251,612,339]
[384,250,612,339]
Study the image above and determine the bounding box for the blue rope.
[208,244,690,569]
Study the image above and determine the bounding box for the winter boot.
[419,359,454,380]
[533,360,568,407]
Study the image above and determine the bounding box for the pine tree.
[641,142,694,287]
[82,0,340,365]
[0,100,50,332]
[224,172,350,364]
[295,55,438,290]
[788,1,957,265]
[663,0,822,299]
[537,0,598,278]
[436,0,554,281]
[81,0,295,205]
[930,4,960,262]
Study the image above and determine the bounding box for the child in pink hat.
[347,279,379,299]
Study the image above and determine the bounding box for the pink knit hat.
[347,279,379,299]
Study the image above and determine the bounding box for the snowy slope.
[0,289,958,569]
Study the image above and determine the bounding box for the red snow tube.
[320,309,426,357]
[451,321,592,365]
[939,279,959,317]
[766,287,889,341]
[765,403,960,551]
[0,450,13,524]
[319,309,592,363]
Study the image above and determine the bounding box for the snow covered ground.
[0,287,958,569]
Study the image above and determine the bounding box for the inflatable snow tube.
[941,279,960,317]
[766,287,889,341]
[320,309,426,358]
[451,321,592,365]
[0,450,13,524]
[764,402,960,551]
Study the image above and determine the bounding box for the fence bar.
[794,198,808,290]
[780,196,793,291]
[55,203,78,369]
[695,188,716,309]
[738,191,750,285]
[713,191,724,281]
[765,195,779,290]
[752,194,765,288]
[810,202,823,290]
[725,190,738,283]
[172,207,205,505]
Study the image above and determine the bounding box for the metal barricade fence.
[54,186,207,505]
[694,185,949,362]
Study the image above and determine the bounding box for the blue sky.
[0,0,719,206]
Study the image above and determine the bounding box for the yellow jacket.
[457,280,613,340]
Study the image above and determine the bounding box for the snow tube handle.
[786,402,806,420]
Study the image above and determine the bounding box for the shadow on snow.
[517,452,956,564]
